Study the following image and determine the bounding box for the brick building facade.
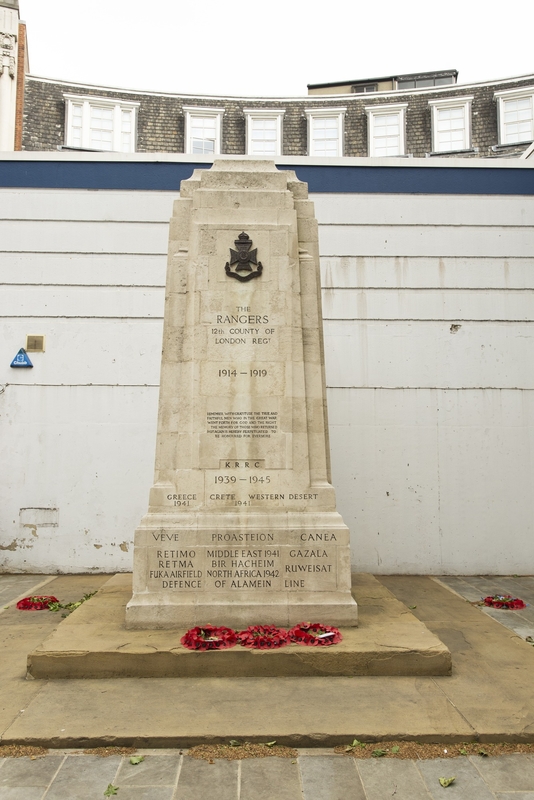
[21,72,534,159]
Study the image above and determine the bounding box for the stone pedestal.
[126,160,358,629]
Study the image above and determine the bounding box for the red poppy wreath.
[289,622,342,646]
[237,624,290,649]
[483,594,526,610]
[16,595,59,611]
[180,625,238,650]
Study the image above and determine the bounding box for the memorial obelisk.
[126,160,358,628]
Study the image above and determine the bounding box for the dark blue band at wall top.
[0,160,533,194]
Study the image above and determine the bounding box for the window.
[397,73,456,90]
[428,96,473,152]
[494,87,534,145]
[244,109,285,156]
[352,83,378,93]
[305,108,346,156]
[365,103,407,156]
[183,107,224,155]
[64,94,139,152]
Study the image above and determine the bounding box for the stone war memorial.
[126,159,359,629]
[27,160,450,679]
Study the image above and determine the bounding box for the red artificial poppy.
[180,625,237,651]
[288,622,342,646]
[16,595,59,611]
[237,625,290,649]
[483,595,526,610]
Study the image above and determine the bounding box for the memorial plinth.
[126,160,358,629]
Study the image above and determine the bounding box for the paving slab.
[117,788,176,800]
[115,753,181,786]
[240,758,302,800]
[1,750,534,799]
[435,576,491,603]
[26,573,451,678]
[0,755,63,786]
[44,754,121,800]
[0,576,56,612]
[482,608,534,640]
[174,757,237,800]
[472,754,534,792]
[299,755,365,800]
[495,795,534,799]
[356,758,433,800]
[435,576,534,638]
[0,789,47,799]
[416,756,498,800]
[0,574,110,739]
[381,576,534,741]
[0,673,473,748]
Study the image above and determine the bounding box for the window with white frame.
[428,96,472,152]
[183,107,224,155]
[494,87,534,145]
[365,103,407,157]
[64,94,139,152]
[244,109,285,156]
[305,108,346,156]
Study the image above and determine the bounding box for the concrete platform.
[26,573,451,678]
[3,574,534,748]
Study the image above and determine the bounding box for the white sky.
[19,0,534,98]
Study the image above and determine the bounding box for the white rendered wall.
[316,193,534,574]
[1,181,533,574]
[0,189,170,572]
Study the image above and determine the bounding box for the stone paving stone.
[240,757,302,800]
[481,608,533,632]
[513,577,534,598]
[436,576,485,603]
[472,755,534,792]
[514,608,534,624]
[495,794,534,799]
[114,788,175,800]
[356,758,432,800]
[416,757,497,800]
[115,753,181,785]
[0,789,47,799]
[299,755,365,800]
[0,575,47,606]
[499,623,534,640]
[44,754,121,800]
[0,755,63,786]
[462,577,506,593]
[174,756,238,800]
[436,576,534,640]
[489,579,534,605]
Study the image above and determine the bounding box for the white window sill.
[426,148,478,157]
[492,140,533,151]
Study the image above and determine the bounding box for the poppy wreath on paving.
[16,595,59,611]
[483,594,526,610]
[180,625,238,650]
[237,625,290,649]
[289,622,342,646]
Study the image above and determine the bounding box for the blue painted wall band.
[0,161,532,194]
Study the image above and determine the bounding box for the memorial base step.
[26,573,451,679]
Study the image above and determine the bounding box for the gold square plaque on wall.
[26,335,45,352]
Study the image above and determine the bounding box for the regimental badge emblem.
[225,232,263,282]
